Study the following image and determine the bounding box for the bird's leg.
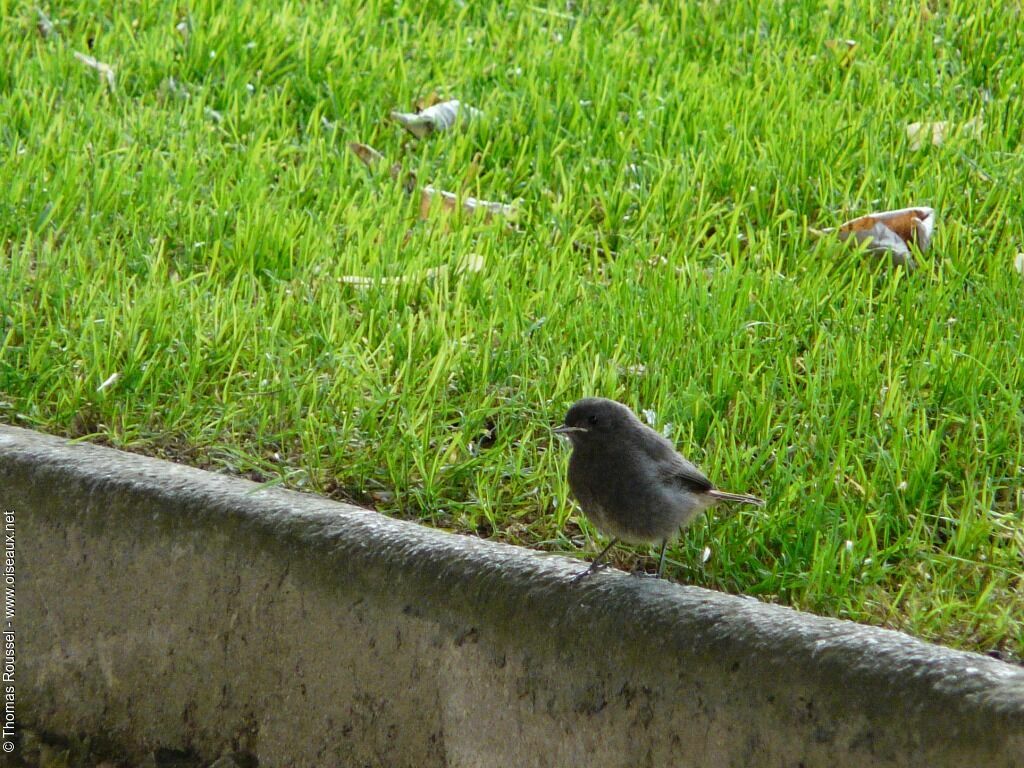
[656,539,668,579]
[570,538,619,584]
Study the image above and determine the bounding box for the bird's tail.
[707,489,765,507]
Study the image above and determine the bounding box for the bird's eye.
[588,414,599,426]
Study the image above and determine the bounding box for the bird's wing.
[658,453,714,493]
[636,425,715,493]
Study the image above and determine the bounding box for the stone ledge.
[4,424,1023,767]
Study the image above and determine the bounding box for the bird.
[554,397,764,582]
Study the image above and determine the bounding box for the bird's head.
[553,397,638,447]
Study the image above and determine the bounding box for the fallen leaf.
[414,91,441,112]
[348,142,411,188]
[906,121,948,150]
[96,372,120,392]
[836,206,935,269]
[824,38,858,66]
[906,117,982,150]
[349,142,386,171]
[390,99,482,139]
[1014,253,1024,275]
[73,51,115,91]
[37,8,56,38]
[961,115,984,139]
[339,253,484,287]
[419,185,518,223]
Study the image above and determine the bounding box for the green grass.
[2,0,1023,657]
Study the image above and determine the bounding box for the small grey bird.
[554,397,764,581]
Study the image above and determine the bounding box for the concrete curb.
[4,424,1023,767]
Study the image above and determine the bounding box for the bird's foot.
[570,561,609,584]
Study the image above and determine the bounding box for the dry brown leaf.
[349,142,387,171]
[906,121,947,150]
[836,206,935,269]
[824,39,858,66]
[73,51,115,91]
[339,254,484,288]
[390,99,482,139]
[414,91,441,112]
[906,117,982,150]
[419,185,518,223]
[348,142,409,187]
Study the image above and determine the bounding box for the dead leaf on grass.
[419,185,518,223]
[339,253,485,288]
[835,206,935,269]
[414,91,441,112]
[96,372,120,392]
[349,142,387,171]
[348,142,410,188]
[907,121,947,150]
[74,51,115,91]
[390,99,482,139]
[347,141,511,221]
[906,117,982,150]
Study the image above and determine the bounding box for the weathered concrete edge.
[5,423,1024,766]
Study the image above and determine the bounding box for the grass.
[1,0,1023,658]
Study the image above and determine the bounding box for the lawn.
[1,0,1022,658]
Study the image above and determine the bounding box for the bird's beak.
[553,425,588,435]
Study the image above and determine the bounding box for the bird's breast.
[567,448,675,543]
